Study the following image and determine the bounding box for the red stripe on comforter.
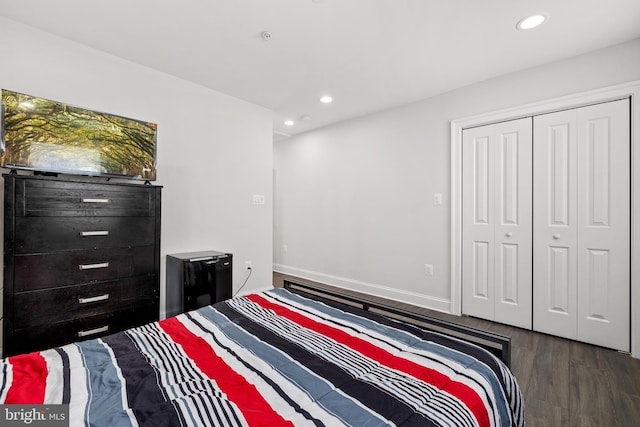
[248,293,491,427]
[159,317,295,427]
[5,353,48,404]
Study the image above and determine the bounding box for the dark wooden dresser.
[2,174,161,356]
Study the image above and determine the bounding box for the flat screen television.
[0,89,157,181]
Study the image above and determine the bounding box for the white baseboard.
[273,264,452,314]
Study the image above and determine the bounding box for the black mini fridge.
[166,251,232,317]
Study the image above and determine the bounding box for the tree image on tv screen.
[0,90,157,180]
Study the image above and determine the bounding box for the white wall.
[274,38,640,311]
[0,17,274,318]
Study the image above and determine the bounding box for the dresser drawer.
[13,277,157,327]
[14,246,156,292]
[14,217,156,253]
[8,303,158,356]
[16,178,156,217]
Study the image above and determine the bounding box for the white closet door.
[462,118,532,329]
[534,99,630,351]
[533,109,579,339]
[575,100,630,350]
[463,126,495,321]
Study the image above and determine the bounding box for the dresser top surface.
[2,173,163,188]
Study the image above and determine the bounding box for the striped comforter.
[0,289,524,426]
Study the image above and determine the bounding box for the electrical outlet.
[424,264,434,276]
[245,261,252,270]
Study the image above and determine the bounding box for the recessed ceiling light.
[320,95,333,104]
[516,14,547,30]
[284,120,295,126]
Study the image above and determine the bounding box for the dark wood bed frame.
[283,279,512,368]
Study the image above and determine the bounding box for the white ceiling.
[1,0,639,140]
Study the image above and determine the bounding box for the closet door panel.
[549,124,571,226]
[463,118,532,328]
[533,110,578,340]
[494,124,532,328]
[462,129,495,320]
[534,99,630,351]
[576,99,630,351]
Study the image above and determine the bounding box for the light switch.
[433,193,443,205]
[253,194,265,205]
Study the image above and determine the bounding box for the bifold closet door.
[462,118,532,329]
[533,99,630,352]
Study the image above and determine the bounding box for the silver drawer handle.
[78,294,110,304]
[79,262,110,270]
[81,198,110,203]
[553,234,561,240]
[80,230,110,237]
[77,325,109,338]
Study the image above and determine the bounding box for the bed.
[0,280,524,426]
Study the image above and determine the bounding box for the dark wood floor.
[273,272,640,427]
